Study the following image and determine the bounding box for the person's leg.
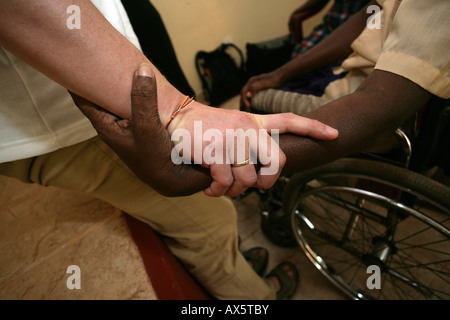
[0,136,275,300]
[251,69,366,115]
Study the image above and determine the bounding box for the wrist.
[165,99,204,135]
[274,67,291,85]
[155,76,186,126]
[165,96,195,130]
[277,58,305,84]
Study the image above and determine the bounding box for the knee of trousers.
[207,196,238,235]
[160,195,239,260]
[174,195,238,246]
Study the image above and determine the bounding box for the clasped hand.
[73,65,338,197]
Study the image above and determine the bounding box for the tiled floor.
[0,95,347,300]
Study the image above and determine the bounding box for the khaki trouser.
[0,136,275,300]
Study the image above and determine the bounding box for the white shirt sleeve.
[90,0,142,51]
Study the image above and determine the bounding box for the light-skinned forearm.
[0,0,182,123]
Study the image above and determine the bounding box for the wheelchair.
[238,97,450,300]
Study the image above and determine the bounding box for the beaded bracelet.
[165,96,194,130]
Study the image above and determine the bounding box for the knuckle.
[131,77,155,99]
[234,111,256,128]
[257,179,275,190]
[131,87,153,99]
[282,112,296,120]
[219,175,234,188]
[307,118,319,125]
[227,188,245,198]
[241,173,257,188]
[248,76,258,83]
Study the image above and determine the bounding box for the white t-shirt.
[0,0,142,163]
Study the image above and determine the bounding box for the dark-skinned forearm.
[279,0,378,83]
[279,70,432,175]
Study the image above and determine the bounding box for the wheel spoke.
[290,166,450,300]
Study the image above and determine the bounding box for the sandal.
[242,247,269,276]
[265,261,299,300]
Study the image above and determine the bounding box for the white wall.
[150,0,328,97]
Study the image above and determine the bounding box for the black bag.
[245,34,294,78]
[195,43,247,107]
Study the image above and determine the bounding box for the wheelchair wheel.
[284,158,450,300]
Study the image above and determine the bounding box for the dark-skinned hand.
[70,64,211,197]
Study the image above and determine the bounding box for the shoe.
[242,247,269,276]
[265,261,299,300]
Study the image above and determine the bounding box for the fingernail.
[326,126,339,135]
[138,63,153,77]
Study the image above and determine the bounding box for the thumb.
[130,63,160,139]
